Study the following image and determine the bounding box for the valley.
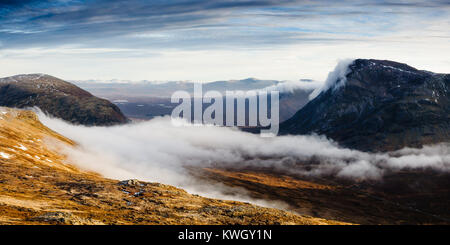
[0,59,449,225]
[0,107,347,225]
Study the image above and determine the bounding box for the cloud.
[1,1,449,84]
[1,0,449,50]
[255,80,322,94]
[309,59,354,99]
[37,110,450,208]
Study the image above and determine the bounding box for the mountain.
[278,89,312,122]
[280,59,450,152]
[73,78,281,98]
[0,74,128,126]
[0,107,348,225]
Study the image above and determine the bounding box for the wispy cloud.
[0,0,449,81]
[1,0,449,49]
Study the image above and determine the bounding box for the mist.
[309,59,355,100]
[256,80,322,94]
[37,111,450,208]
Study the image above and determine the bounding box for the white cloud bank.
[37,112,450,206]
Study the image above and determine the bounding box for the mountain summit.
[280,59,450,152]
[0,74,128,126]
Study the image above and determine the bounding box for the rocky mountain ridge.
[280,59,450,152]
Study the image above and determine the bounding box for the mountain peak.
[310,59,428,100]
[0,74,128,126]
[281,59,450,152]
[2,73,55,80]
[351,59,420,74]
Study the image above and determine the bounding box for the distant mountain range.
[74,78,320,123]
[73,78,284,98]
[280,59,450,152]
[0,74,128,126]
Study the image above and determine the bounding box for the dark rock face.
[0,74,128,126]
[280,59,450,152]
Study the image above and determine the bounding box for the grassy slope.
[0,107,349,225]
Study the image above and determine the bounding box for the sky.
[0,0,449,82]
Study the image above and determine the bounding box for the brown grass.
[0,107,350,225]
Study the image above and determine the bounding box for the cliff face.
[0,74,128,126]
[0,107,347,225]
[280,59,450,152]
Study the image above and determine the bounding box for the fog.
[37,111,450,208]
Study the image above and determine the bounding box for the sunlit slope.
[0,107,349,225]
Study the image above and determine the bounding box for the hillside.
[0,74,128,126]
[0,107,347,225]
[195,167,450,225]
[280,59,450,152]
